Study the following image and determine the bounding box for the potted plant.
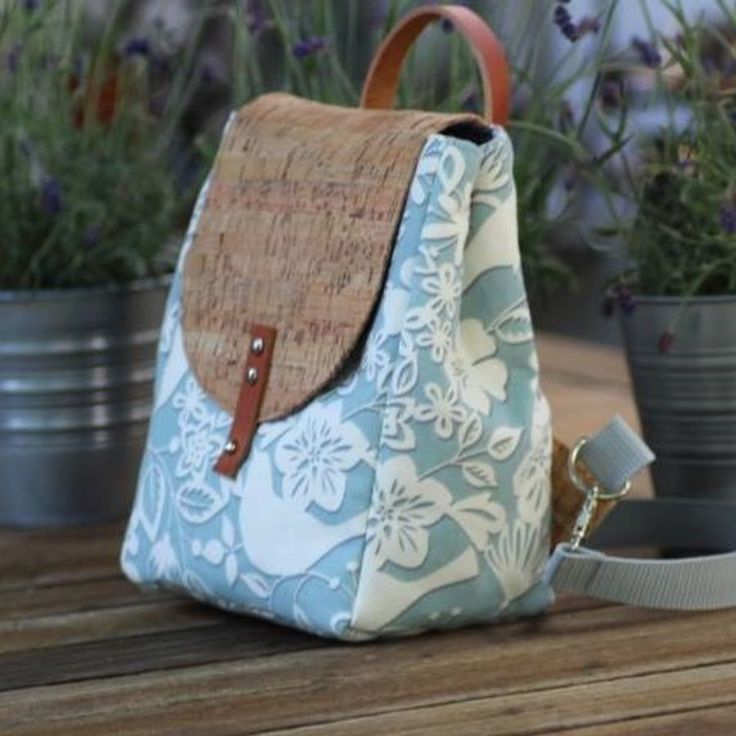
[605,2,736,499]
[0,2,206,525]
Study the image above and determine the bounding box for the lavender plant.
[604,0,736,299]
[0,0,208,289]
[1,0,622,294]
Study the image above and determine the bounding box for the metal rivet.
[224,439,237,455]
[251,337,264,355]
[247,367,258,384]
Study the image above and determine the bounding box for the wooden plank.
[0,577,171,622]
[252,661,736,736]
[0,594,605,694]
[2,605,735,734]
[0,523,124,592]
[561,702,736,736]
[0,616,321,692]
[0,599,224,655]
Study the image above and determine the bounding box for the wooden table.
[2,334,735,735]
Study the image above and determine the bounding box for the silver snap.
[251,337,265,355]
[247,367,258,384]
[224,439,237,455]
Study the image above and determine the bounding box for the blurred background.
[2,0,733,342]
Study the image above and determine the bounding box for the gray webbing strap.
[546,541,736,610]
[544,418,736,610]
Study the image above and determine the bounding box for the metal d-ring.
[567,437,631,502]
[567,437,631,549]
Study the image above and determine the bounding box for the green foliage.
[0,0,205,289]
[605,0,736,297]
[0,0,621,293]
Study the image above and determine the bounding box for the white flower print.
[423,146,472,267]
[421,262,461,319]
[381,287,411,336]
[414,383,467,440]
[447,319,508,415]
[367,456,452,569]
[361,329,391,387]
[159,300,181,355]
[391,333,419,396]
[380,398,416,451]
[473,136,511,210]
[150,533,179,580]
[486,521,547,605]
[172,376,211,429]
[170,379,231,478]
[275,402,369,512]
[449,493,507,551]
[513,398,552,525]
[409,139,442,205]
[415,316,453,363]
[513,441,551,526]
[174,425,224,479]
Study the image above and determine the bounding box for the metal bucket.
[0,277,170,526]
[619,294,736,500]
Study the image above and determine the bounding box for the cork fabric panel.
[182,92,483,420]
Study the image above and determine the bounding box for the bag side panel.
[120,149,384,639]
[120,117,461,640]
[348,131,553,638]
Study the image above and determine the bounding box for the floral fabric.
[121,128,553,640]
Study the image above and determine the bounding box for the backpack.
[121,5,736,641]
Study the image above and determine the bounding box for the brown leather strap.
[214,324,277,478]
[360,4,510,125]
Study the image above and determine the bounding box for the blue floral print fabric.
[121,127,554,640]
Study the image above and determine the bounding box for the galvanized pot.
[619,294,736,500]
[0,277,170,527]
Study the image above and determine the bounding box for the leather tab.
[214,324,277,478]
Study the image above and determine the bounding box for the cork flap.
[182,92,485,420]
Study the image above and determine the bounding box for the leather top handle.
[360,4,510,125]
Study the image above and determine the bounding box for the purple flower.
[245,0,268,34]
[201,63,215,85]
[576,16,600,39]
[703,56,718,75]
[23,0,39,11]
[122,37,151,58]
[720,204,736,234]
[292,36,327,60]
[41,177,62,217]
[6,42,22,74]
[632,37,662,68]
[615,285,637,315]
[600,78,624,109]
[369,0,389,29]
[553,4,578,42]
[83,224,102,248]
